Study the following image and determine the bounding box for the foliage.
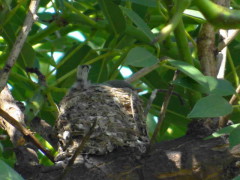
[1,0,240,175]
[233,175,240,180]
[0,160,24,180]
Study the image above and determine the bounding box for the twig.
[126,57,168,84]
[150,71,178,144]
[158,89,185,105]
[217,29,240,52]
[0,0,40,92]
[0,108,55,162]
[144,89,185,118]
[60,119,97,179]
[144,89,158,118]
[217,30,228,79]
[126,63,160,84]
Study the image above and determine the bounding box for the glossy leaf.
[125,47,158,67]
[168,60,207,86]
[183,9,206,22]
[173,77,209,93]
[206,76,235,96]
[209,123,240,138]
[188,95,233,118]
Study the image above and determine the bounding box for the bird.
[55,65,149,160]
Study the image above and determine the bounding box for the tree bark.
[15,135,239,180]
[0,87,239,180]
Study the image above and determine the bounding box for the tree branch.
[216,29,228,79]
[152,0,190,43]
[218,29,240,51]
[150,71,178,144]
[197,23,216,76]
[0,108,55,162]
[0,0,40,92]
[126,57,169,84]
[194,0,240,29]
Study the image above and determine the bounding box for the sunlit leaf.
[168,60,207,86]
[207,123,240,139]
[183,9,206,22]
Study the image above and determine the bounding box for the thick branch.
[19,135,239,180]
[197,23,217,76]
[194,0,240,29]
[152,0,190,43]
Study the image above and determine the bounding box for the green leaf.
[173,77,209,94]
[229,127,240,148]
[232,175,240,180]
[122,0,156,7]
[168,60,207,86]
[56,45,92,79]
[125,47,158,67]
[35,134,55,166]
[187,95,233,118]
[56,45,96,88]
[17,43,36,68]
[24,88,46,122]
[173,74,235,96]
[206,76,235,96]
[183,9,206,22]
[209,123,240,138]
[0,160,24,180]
[98,0,126,34]
[0,142,3,153]
[121,6,155,41]
[1,24,35,68]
